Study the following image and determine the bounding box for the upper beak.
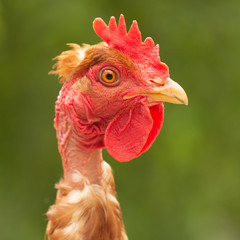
[124,77,188,105]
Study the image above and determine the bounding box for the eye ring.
[99,68,119,86]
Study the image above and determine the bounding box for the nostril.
[149,77,165,86]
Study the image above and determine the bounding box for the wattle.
[104,102,164,162]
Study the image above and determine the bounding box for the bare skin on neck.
[55,115,104,185]
[63,141,103,185]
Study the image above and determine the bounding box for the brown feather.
[50,42,136,83]
[46,161,128,240]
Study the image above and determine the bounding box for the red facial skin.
[55,61,164,165]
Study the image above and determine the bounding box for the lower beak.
[125,77,188,105]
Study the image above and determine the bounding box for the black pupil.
[106,73,113,80]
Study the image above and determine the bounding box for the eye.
[100,68,118,85]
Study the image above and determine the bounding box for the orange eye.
[100,69,117,84]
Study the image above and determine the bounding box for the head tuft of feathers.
[50,14,169,83]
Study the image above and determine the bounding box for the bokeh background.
[0,0,240,239]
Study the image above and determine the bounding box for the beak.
[124,77,188,105]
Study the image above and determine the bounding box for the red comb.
[93,15,169,76]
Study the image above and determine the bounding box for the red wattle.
[139,104,164,154]
[104,102,164,162]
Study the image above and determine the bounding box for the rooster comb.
[93,14,165,68]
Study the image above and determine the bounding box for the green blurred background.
[0,0,240,239]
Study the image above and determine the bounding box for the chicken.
[46,14,188,240]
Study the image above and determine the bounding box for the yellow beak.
[124,77,188,105]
